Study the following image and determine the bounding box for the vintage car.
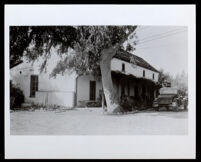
[182,96,188,110]
[153,87,181,111]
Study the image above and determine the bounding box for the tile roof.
[114,49,159,73]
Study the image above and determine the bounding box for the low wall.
[33,91,75,107]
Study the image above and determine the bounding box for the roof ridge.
[115,49,159,73]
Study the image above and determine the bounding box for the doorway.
[89,81,96,100]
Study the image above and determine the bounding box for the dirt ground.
[10,107,188,135]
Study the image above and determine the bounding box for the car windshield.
[160,88,178,94]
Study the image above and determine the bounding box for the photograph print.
[9,25,188,135]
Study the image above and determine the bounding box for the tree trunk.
[101,87,106,111]
[100,46,123,114]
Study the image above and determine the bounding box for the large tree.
[158,68,188,96]
[172,71,188,96]
[158,68,172,85]
[10,26,137,113]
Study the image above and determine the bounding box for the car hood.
[158,94,176,98]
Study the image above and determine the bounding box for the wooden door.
[30,75,38,97]
[89,81,96,100]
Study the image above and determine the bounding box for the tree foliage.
[10,26,137,77]
[10,26,30,67]
[172,71,188,96]
[158,68,172,85]
[158,68,188,96]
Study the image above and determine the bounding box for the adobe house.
[10,49,160,108]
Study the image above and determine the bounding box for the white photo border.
[5,5,196,159]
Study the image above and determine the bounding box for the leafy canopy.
[10,26,137,76]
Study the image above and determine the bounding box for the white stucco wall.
[35,91,75,107]
[10,52,77,108]
[10,48,159,108]
[111,58,159,82]
[76,75,102,106]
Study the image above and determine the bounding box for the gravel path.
[10,108,188,135]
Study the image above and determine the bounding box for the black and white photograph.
[9,25,188,135]
[5,5,195,159]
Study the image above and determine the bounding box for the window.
[143,70,145,77]
[153,73,155,80]
[30,75,38,97]
[122,63,125,72]
[89,81,96,100]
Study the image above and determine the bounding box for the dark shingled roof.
[114,49,159,73]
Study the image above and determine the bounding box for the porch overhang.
[111,70,161,88]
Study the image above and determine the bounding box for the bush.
[10,81,25,109]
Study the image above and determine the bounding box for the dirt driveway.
[10,108,188,135]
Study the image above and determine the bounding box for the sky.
[131,26,188,77]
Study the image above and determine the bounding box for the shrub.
[10,81,25,109]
